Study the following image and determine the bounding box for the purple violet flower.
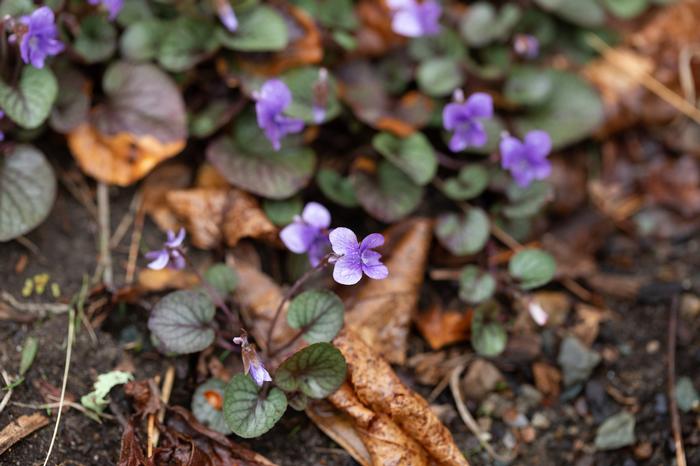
[255,79,305,151]
[17,6,64,69]
[387,0,441,38]
[233,334,272,387]
[499,130,552,188]
[328,228,388,285]
[442,91,494,152]
[87,0,124,20]
[216,0,238,32]
[145,228,186,270]
[514,34,539,59]
[280,202,331,266]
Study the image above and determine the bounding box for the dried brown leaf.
[137,268,199,292]
[141,163,192,232]
[532,362,561,400]
[415,305,473,351]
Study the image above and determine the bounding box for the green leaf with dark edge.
[274,343,347,399]
[0,66,58,129]
[503,181,552,219]
[287,392,309,411]
[223,374,287,438]
[372,132,437,186]
[158,17,220,72]
[287,290,344,344]
[459,265,496,304]
[120,19,167,61]
[471,303,506,357]
[316,169,359,208]
[73,14,117,64]
[263,196,302,226]
[602,0,648,19]
[442,165,489,201]
[534,0,605,27]
[351,161,423,223]
[192,378,232,434]
[147,290,216,354]
[19,336,38,376]
[434,208,490,256]
[513,68,603,149]
[96,61,187,142]
[508,249,556,290]
[282,67,341,124]
[504,67,554,106]
[416,57,463,98]
[217,6,288,52]
[292,0,358,29]
[189,100,237,139]
[50,64,90,134]
[0,145,56,242]
[207,112,315,199]
[203,264,238,297]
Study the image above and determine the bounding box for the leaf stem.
[265,256,330,354]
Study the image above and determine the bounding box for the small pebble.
[532,412,551,429]
[646,340,660,354]
[520,426,536,443]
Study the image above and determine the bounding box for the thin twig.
[42,306,75,466]
[0,370,13,415]
[97,182,113,289]
[668,295,687,466]
[147,375,161,458]
[586,34,700,125]
[153,365,175,449]
[450,364,515,463]
[1,290,69,316]
[125,204,145,285]
[14,236,43,259]
[110,191,142,249]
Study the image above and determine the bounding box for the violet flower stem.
[266,256,330,354]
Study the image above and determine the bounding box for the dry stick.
[586,34,700,125]
[449,365,515,463]
[97,182,113,289]
[0,290,69,316]
[146,375,161,459]
[0,412,50,456]
[110,191,142,249]
[0,370,13,415]
[154,365,175,449]
[41,306,75,466]
[125,203,145,285]
[668,295,687,466]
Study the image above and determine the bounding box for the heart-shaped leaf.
[416,57,463,97]
[294,0,358,29]
[203,264,238,297]
[435,208,490,256]
[602,0,648,19]
[534,0,605,27]
[274,343,347,399]
[218,6,288,52]
[471,303,507,356]
[192,378,232,435]
[503,181,552,219]
[287,290,344,344]
[504,67,554,106]
[0,66,58,129]
[262,196,302,227]
[282,67,341,124]
[50,64,90,133]
[512,69,603,149]
[158,17,220,72]
[441,165,489,201]
[351,160,423,223]
[316,169,359,208]
[73,14,117,63]
[459,265,496,304]
[147,290,216,354]
[372,132,437,186]
[207,113,315,199]
[508,249,556,290]
[223,374,287,438]
[120,19,167,61]
[0,145,56,241]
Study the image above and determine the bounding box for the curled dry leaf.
[166,188,277,250]
[137,268,199,292]
[141,163,192,233]
[415,305,473,351]
[342,218,432,364]
[236,5,322,77]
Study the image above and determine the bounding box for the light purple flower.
[17,6,64,69]
[328,228,388,286]
[217,1,238,32]
[500,130,552,187]
[280,202,331,266]
[387,0,441,38]
[145,228,186,270]
[514,34,539,59]
[255,79,305,151]
[442,92,493,152]
[87,0,124,20]
[233,334,272,387]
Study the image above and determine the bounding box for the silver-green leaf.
[287,290,344,344]
[508,249,556,290]
[274,343,346,399]
[0,66,58,129]
[223,374,287,438]
[147,290,216,354]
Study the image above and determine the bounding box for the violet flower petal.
[359,232,384,251]
[302,202,331,229]
[332,255,363,285]
[280,222,316,254]
[146,250,169,270]
[329,227,359,256]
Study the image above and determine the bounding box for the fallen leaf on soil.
[117,418,148,466]
[571,304,611,347]
[532,362,561,400]
[0,412,49,456]
[137,268,199,292]
[342,218,432,364]
[141,164,192,233]
[416,305,473,350]
[166,188,277,250]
